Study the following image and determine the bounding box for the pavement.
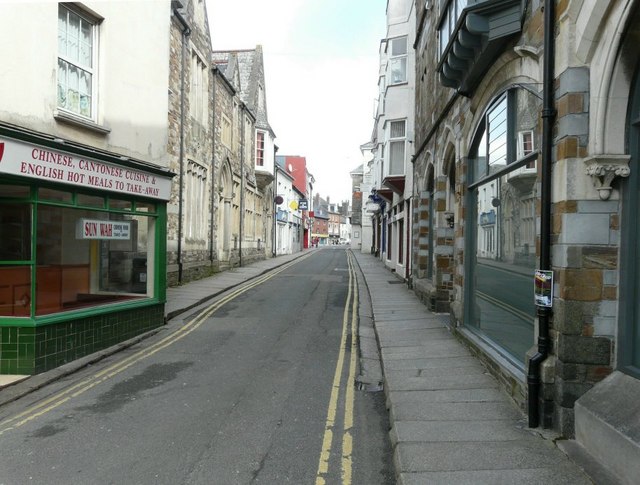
[0,247,594,484]
[350,251,593,485]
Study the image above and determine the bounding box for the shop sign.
[298,199,308,210]
[76,219,131,240]
[0,137,172,200]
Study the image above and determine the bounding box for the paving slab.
[385,373,499,392]
[393,440,584,473]
[387,388,509,404]
[382,356,481,371]
[390,419,535,444]
[384,364,487,380]
[381,344,471,360]
[390,400,524,421]
[398,468,592,485]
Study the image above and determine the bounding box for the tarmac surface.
[0,247,594,484]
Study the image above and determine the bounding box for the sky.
[207,0,387,204]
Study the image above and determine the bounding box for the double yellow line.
[315,251,359,485]
[0,254,311,437]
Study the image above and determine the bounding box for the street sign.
[299,199,308,210]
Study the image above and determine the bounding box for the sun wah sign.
[76,218,131,240]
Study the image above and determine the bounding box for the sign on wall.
[298,199,308,210]
[76,219,131,240]
[0,138,172,200]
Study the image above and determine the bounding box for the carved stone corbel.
[584,155,631,200]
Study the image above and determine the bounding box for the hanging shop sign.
[298,199,308,210]
[0,138,172,200]
[534,270,553,307]
[76,218,131,240]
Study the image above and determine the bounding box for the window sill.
[54,110,111,135]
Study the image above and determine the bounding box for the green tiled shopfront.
[0,125,173,375]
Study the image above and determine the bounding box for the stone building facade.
[167,0,216,285]
[411,0,640,479]
[212,47,275,267]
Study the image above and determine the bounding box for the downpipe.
[528,0,556,428]
[173,4,191,283]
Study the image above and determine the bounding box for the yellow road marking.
[0,254,312,436]
[341,252,358,484]
[315,251,358,485]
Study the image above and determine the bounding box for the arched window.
[465,86,541,366]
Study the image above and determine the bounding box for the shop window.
[0,201,32,317]
[466,87,540,366]
[0,185,30,198]
[35,205,153,315]
[77,193,105,208]
[57,4,97,119]
[135,201,156,213]
[0,202,31,261]
[39,187,72,203]
[109,198,132,211]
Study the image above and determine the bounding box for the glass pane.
[135,202,156,213]
[77,193,105,208]
[0,203,31,260]
[390,120,406,138]
[68,64,80,113]
[488,98,508,169]
[470,172,538,364]
[80,21,92,67]
[390,57,407,84]
[38,188,72,203]
[109,199,132,211]
[391,36,407,56]
[68,10,80,63]
[389,141,405,174]
[36,206,152,315]
[58,8,67,56]
[0,185,30,198]
[57,59,68,108]
[0,266,31,317]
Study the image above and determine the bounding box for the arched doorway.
[218,160,233,262]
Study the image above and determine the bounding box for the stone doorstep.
[0,375,29,390]
[572,371,640,485]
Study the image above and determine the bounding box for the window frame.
[387,119,407,175]
[255,130,265,167]
[0,182,162,322]
[57,3,99,121]
[388,36,408,85]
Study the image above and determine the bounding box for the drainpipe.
[210,67,217,264]
[528,0,556,428]
[239,104,245,267]
[173,4,190,284]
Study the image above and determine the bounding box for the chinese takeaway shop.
[0,128,173,375]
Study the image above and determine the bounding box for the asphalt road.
[0,248,393,484]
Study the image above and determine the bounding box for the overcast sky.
[207,0,386,204]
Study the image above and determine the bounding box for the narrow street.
[0,249,393,484]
